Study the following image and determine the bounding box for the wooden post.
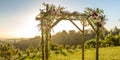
[41,20,45,60]
[82,19,85,60]
[96,26,99,60]
[45,29,49,60]
[44,4,49,60]
[69,20,84,60]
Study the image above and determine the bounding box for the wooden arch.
[36,3,105,60]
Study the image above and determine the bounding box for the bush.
[85,39,96,48]
[50,43,59,50]
[65,45,70,50]
[71,45,76,50]
[59,45,63,53]
[0,43,16,59]
[76,45,81,49]
[61,50,67,56]
[26,49,30,56]
[18,51,22,57]
[67,49,74,53]
[99,41,107,47]
[104,33,120,46]
[55,50,60,55]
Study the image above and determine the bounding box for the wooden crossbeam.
[69,20,83,32]
[87,18,96,32]
[51,20,61,29]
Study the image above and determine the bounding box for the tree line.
[8,26,119,51]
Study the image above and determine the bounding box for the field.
[50,46,120,60]
[18,46,120,60]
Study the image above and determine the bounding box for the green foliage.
[99,41,107,47]
[1,41,120,60]
[14,38,41,51]
[67,49,74,54]
[37,45,41,52]
[18,50,22,57]
[114,33,120,46]
[61,50,67,56]
[0,43,16,59]
[51,30,96,46]
[59,45,63,53]
[71,45,76,50]
[85,39,96,48]
[26,49,30,56]
[104,33,120,46]
[65,45,70,50]
[54,50,60,55]
[50,43,59,50]
[76,45,81,49]
[84,32,120,48]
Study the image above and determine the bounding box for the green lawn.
[49,46,120,60]
[18,46,120,60]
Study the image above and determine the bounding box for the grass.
[17,46,120,60]
[49,46,120,60]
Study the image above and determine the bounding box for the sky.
[0,0,120,38]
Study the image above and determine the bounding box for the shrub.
[55,50,60,55]
[76,45,81,49]
[65,45,70,50]
[104,33,120,46]
[26,49,30,56]
[61,50,67,56]
[18,51,22,57]
[67,49,74,53]
[71,45,76,50]
[85,39,96,48]
[50,43,59,50]
[59,45,63,53]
